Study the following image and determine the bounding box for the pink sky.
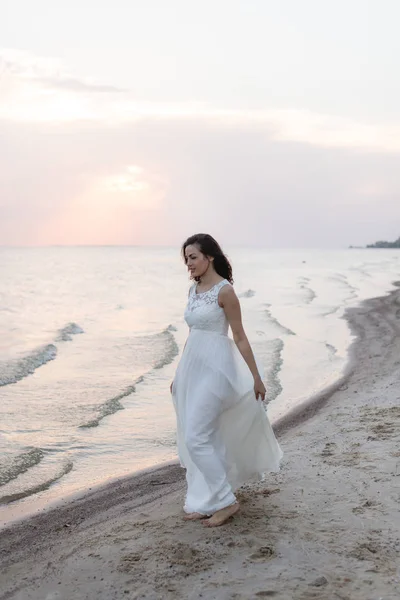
[1,1,400,248]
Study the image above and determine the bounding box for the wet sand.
[1,285,400,599]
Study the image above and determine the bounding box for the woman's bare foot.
[183,512,207,521]
[202,502,240,527]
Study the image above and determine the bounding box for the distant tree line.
[366,236,400,248]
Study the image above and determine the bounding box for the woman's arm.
[219,286,266,401]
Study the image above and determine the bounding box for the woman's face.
[184,244,211,279]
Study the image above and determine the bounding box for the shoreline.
[273,281,400,435]
[0,270,396,531]
[0,287,371,529]
[0,349,353,530]
[0,459,183,530]
[1,284,400,599]
[0,284,397,530]
[0,361,356,530]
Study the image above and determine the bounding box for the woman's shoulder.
[218,280,235,297]
[217,280,236,308]
[218,278,232,289]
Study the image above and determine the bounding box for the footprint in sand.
[371,423,396,439]
[256,488,281,497]
[360,406,400,440]
[320,442,337,457]
[119,551,143,570]
[119,540,218,580]
[348,535,397,566]
[349,540,382,561]
[249,544,275,562]
[322,446,363,467]
[340,451,363,467]
[352,499,381,515]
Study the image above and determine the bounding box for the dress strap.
[215,279,230,293]
[212,279,231,303]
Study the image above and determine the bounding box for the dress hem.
[184,496,238,516]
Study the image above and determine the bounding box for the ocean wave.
[320,305,341,317]
[253,337,284,405]
[343,283,358,303]
[238,289,256,298]
[0,344,57,387]
[0,321,84,387]
[264,306,295,336]
[0,460,73,504]
[55,322,84,342]
[146,435,176,448]
[0,447,45,487]
[132,325,179,371]
[263,339,284,404]
[349,265,372,278]
[79,384,138,429]
[298,277,317,304]
[329,274,358,303]
[154,327,179,370]
[329,273,347,283]
[325,343,338,357]
[79,325,179,428]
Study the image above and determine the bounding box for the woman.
[171,234,283,527]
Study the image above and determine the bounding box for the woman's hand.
[254,376,266,402]
[170,381,173,395]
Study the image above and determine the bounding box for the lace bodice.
[185,279,231,336]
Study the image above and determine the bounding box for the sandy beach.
[1,285,400,600]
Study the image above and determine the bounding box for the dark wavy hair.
[181,233,233,284]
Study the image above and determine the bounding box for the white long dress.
[172,279,283,515]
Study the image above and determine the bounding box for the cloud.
[1,116,399,248]
[1,49,400,248]
[0,48,60,78]
[1,49,400,154]
[0,48,124,92]
[0,49,125,123]
[32,77,125,94]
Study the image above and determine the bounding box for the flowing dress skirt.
[172,328,283,515]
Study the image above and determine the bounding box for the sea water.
[1,246,399,522]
